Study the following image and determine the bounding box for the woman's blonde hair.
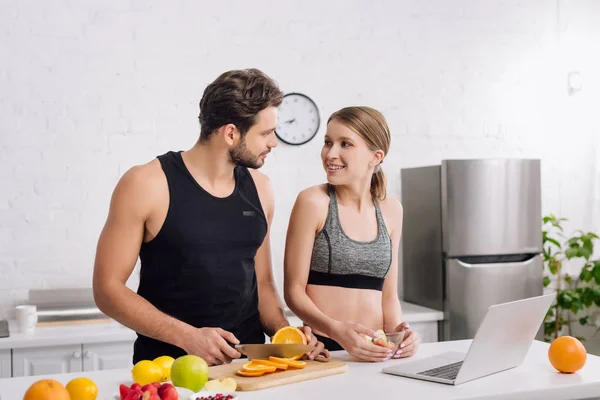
[327,106,391,200]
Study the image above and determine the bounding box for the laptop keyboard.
[417,361,463,380]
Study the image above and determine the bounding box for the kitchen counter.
[1,301,443,350]
[0,320,137,350]
[1,340,599,400]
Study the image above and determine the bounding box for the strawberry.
[157,383,174,397]
[151,382,161,389]
[124,389,143,400]
[119,384,130,400]
[160,386,179,400]
[131,383,142,391]
[141,391,161,400]
[141,384,158,394]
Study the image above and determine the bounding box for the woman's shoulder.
[295,184,331,208]
[378,196,404,231]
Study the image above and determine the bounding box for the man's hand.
[392,322,420,359]
[300,325,330,360]
[181,327,242,366]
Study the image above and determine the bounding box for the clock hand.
[285,118,296,124]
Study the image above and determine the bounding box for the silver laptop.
[382,293,554,385]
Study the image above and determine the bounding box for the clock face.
[275,93,320,145]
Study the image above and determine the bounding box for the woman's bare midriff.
[306,284,384,338]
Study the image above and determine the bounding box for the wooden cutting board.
[209,359,348,391]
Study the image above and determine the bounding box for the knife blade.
[235,343,315,360]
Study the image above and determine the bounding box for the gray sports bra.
[307,184,393,291]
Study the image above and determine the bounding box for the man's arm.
[93,164,195,349]
[250,170,289,336]
[93,163,240,365]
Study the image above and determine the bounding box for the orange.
[268,356,307,369]
[548,336,587,373]
[242,362,277,373]
[272,326,307,345]
[236,369,265,377]
[250,359,288,370]
[66,377,98,400]
[23,379,70,400]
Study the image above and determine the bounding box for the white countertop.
[1,301,442,350]
[0,320,137,350]
[1,340,598,400]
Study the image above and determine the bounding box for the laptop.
[382,293,555,385]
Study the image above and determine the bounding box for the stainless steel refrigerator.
[401,159,543,341]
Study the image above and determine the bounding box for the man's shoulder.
[120,158,164,188]
[113,158,167,208]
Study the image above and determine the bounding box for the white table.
[1,340,599,400]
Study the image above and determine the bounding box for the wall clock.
[275,92,320,146]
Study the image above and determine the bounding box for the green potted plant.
[542,214,600,341]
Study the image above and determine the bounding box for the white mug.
[15,305,37,334]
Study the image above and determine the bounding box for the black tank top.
[133,151,268,363]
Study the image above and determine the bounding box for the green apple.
[170,355,209,392]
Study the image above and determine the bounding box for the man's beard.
[229,137,264,169]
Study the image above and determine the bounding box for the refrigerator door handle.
[453,253,540,267]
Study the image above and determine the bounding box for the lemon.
[131,360,164,385]
[65,377,98,400]
[153,355,175,381]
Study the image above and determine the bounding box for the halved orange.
[250,359,288,370]
[272,326,307,345]
[268,356,307,369]
[242,362,277,373]
[272,326,308,360]
[236,370,265,377]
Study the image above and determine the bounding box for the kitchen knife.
[235,343,315,360]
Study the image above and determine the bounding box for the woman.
[284,106,419,362]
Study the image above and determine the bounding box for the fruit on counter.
[23,379,70,400]
[65,377,98,400]
[234,356,307,377]
[195,395,235,400]
[250,358,288,370]
[271,325,307,345]
[268,356,307,369]
[548,335,587,373]
[170,354,210,392]
[132,360,165,385]
[153,355,175,381]
[157,383,179,400]
[119,382,178,400]
[204,377,238,392]
[271,325,308,360]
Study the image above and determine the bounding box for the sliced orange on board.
[268,356,307,369]
[250,359,288,370]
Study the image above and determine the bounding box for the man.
[93,68,325,365]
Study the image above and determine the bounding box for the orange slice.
[236,369,265,377]
[271,326,307,345]
[242,362,277,373]
[250,359,288,370]
[268,356,307,369]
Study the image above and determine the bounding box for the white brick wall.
[1,0,599,321]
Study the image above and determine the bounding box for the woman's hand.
[392,321,420,359]
[331,321,393,362]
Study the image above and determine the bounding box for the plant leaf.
[543,276,551,287]
[565,248,579,259]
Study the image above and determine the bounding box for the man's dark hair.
[198,69,283,142]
